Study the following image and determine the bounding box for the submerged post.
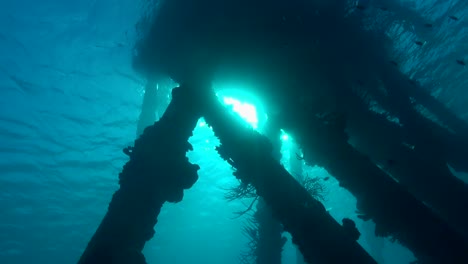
[200,87,377,264]
[280,109,468,263]
[78,85,203,264]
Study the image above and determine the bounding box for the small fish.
[414,41,424,46]
[123,146,134,156]
[390,60,398,66]
[323,177,330,181]
[456,59,466,66]
[379,7,389,11]
[387,159,397,167]
[356,80,365,86]
[449,15,459,21]
[357,214,371,221]
[355,4,367,11]
[424,23,433,28]
[296,153,305,160]
[280,236,287,246]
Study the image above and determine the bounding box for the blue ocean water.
[0,0,467,263]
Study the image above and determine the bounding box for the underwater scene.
[1,0,468,263]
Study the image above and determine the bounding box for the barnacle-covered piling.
[200,85,377,264]
[78,85,203,264]
[277,107,468,263]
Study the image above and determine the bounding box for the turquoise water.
[1,0,467,263]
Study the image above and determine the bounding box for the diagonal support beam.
[201,88,377,264]
[378,68,468,173]
[345,96,468,240]
[280,110,468,263]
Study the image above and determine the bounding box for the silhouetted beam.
[254,199,285,264]
[281,112,468,263]
[376,68,468,173]
[407,77,468,137]
[289,141,307,264]
[78,86,202,264]
[344,96,468,241]
[254,123,284,264]
[201,89,377,264]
